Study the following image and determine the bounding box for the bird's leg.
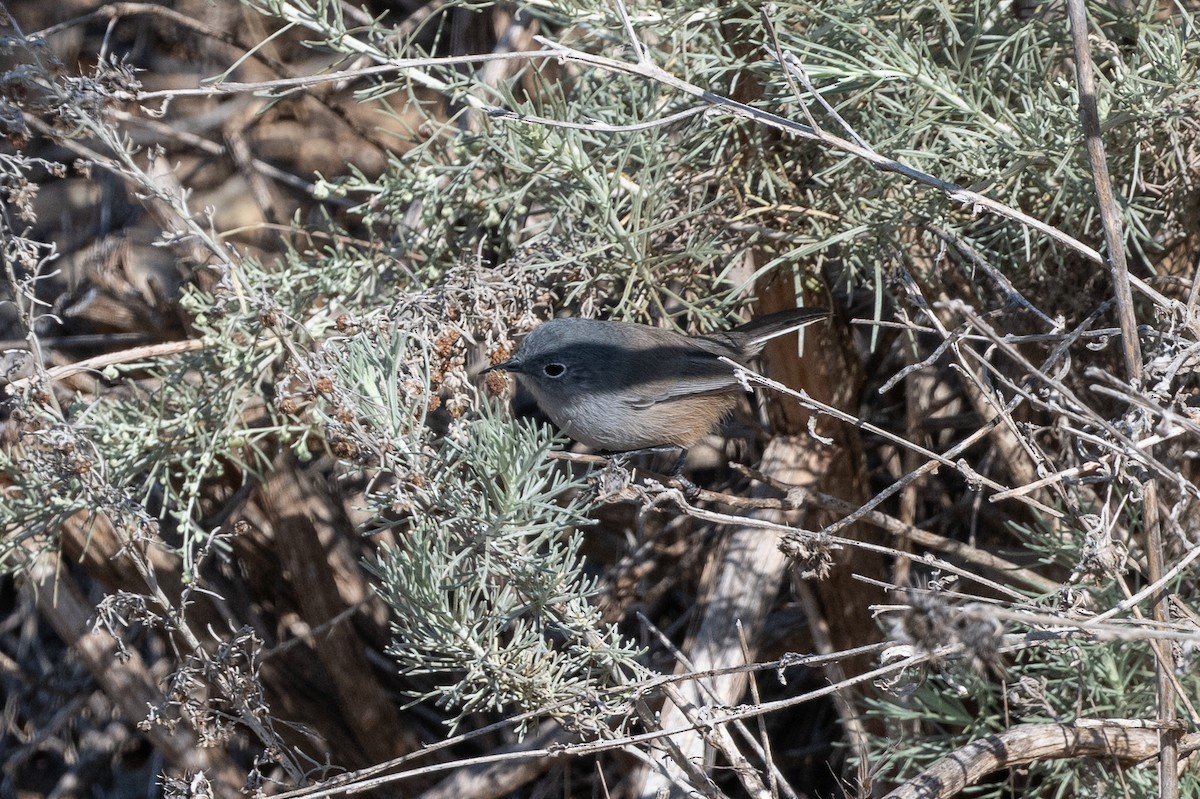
[666,447,700,500]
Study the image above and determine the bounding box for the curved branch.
[884,721,1199,799]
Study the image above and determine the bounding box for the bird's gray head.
[482,318,619,400]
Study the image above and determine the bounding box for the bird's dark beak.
[481,358,523,376]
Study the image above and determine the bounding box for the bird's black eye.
[543,363,566,378]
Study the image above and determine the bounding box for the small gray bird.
[483,308,828,458]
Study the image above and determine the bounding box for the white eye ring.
[543,363,566,377]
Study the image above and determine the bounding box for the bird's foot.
[600,446,699,500]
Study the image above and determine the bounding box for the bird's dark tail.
[722,307,830,356]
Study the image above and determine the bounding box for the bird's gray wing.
[621,347,742,409]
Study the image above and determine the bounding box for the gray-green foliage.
[254,0,836,328]
[371,402,644,733]
[275,262,645,732]
[264,0,1199,331]
[745,1,1199,281]
[1,259,321,576]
